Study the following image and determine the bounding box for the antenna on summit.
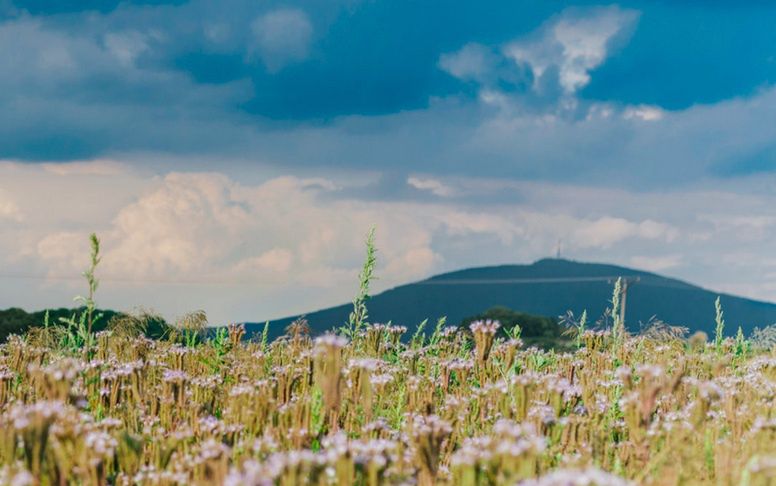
[555,239,562,259]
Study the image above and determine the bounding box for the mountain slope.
[246,258,776,340]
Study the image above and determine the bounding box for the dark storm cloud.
[1,0,776,187]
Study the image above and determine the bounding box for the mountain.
[245,258,776,340]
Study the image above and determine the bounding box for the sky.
[3,0,776,325]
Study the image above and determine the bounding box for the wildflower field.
[0,235,774,486]
[0,315,774,486]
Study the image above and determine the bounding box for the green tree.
[459,306,571,350]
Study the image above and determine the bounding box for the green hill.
[245,258,776,340]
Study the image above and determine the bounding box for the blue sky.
[2,0,776,324]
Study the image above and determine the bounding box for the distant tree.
[0,307,171,342]
[459,306,571,350]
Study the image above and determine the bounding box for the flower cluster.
[0,314,772,485]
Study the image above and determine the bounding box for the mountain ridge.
[245,258,776,340]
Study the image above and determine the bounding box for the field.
[0,236,775,485]
[0,312,774,485]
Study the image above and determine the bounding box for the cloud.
[569,217,677,249]
[0,162,711,323]
[250,8,313,72]
[629,255,682,273]
[407,176,454,197]
[503,6,640,94]
[5,161,776,320]
[440,5,640,114]
[36,231,88,274]
[4,0,776,323]
[40,160,128,176]
[0,15,254,160]
[0,190,22,222]
[438,43,494,83]
[0,0,772,191]
[623,104,664,121]
[1,0,775,159]
[104,31,151,67]
[237,248,294,274]
[24,171,449,289]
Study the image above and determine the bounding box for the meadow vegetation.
[0,234,774,485]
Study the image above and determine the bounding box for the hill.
[245,258,776,340]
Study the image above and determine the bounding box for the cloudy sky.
[3,0,776,324]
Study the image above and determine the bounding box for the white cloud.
[0,190,22,222]
[237,248,294,274]
[504,6,639,94]
[384,247,442,280]
[250,8,313,72]
[630,255,682,272]
[503,212,677,251]
[0,162,703,323]
[7,161,776,321]
[438,43,496,83]
[3,0,776,322]
[438,6,639,120]
[24,171,454,290]
[407,176,454,197]
[36,231,89,275]
[623,105,664,121]
[41,160,129,176]
[573,216,678,248]
[104,31,150,67]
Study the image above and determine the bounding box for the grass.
[0,313,774,485]
[0,234,773,485]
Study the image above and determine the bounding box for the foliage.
[750,324,776,352]
[0,307,172,343]
[0,311,772,485]
[343,227,377,339]
[714,296,726,354]
[172,310,208,347]
[460,306,572,350]
[0,233,774,485]
[53,233,103,357]
[639,316,689,342]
